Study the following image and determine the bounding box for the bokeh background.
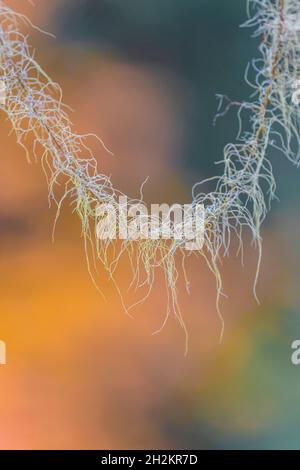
[0,0,300,450]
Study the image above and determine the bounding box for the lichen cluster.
[0,0,299,351]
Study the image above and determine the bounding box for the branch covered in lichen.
[0,0,299,352]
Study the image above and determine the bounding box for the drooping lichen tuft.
[0,0,299,352]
